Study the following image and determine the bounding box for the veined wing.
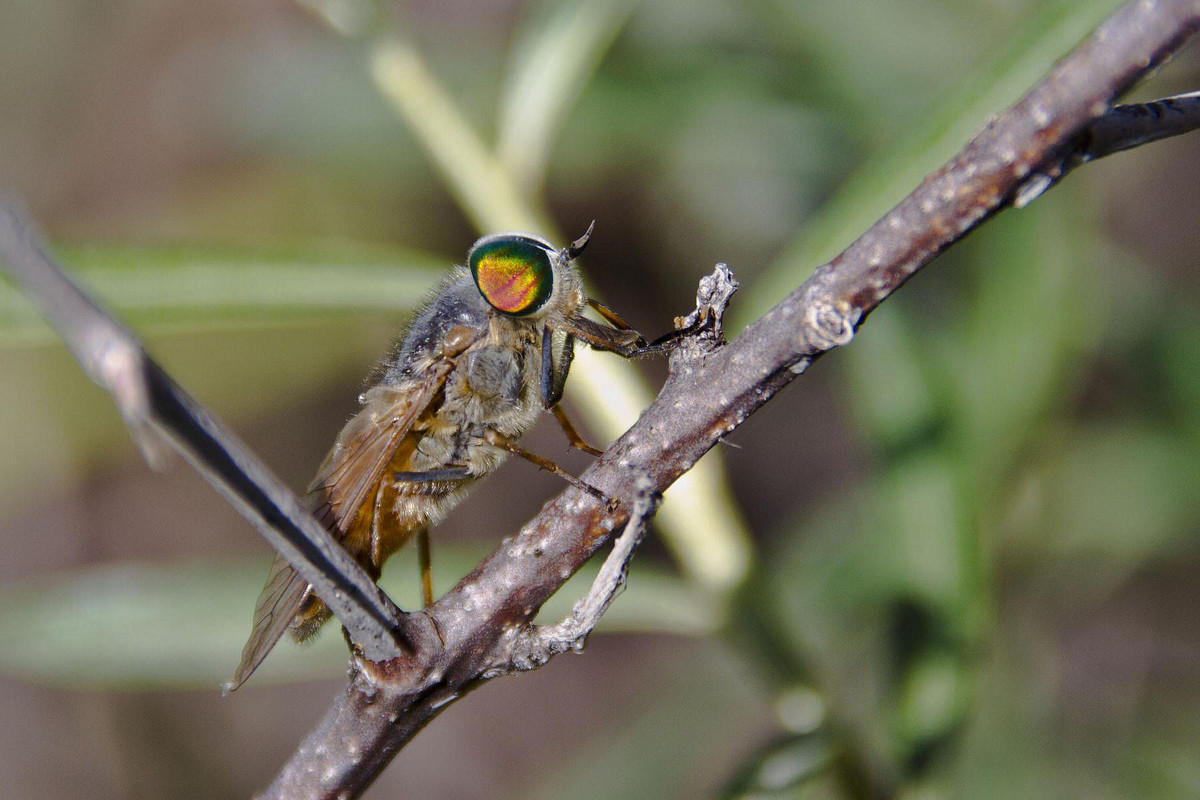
[226,358,459,691]
[223,550,311,693]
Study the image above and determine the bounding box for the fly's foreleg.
[557,313,688,359]
[540,329,603,455]
[565,296,710,360]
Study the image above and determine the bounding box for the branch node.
[804,292,857,352]
[681,262,738,340]
[356,609,442,685]
[663,263,739,366]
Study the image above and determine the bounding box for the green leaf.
[752,486,901,771]
[838,305,942,450]
[717,731,843,799]
[0,560,293,691]
[1159,313,1200,440]
[370,38,548,233]
[893,649,968,748]
[524,636,767,800]
[876,452,973,614]
[1019,423,1200,562]
[947,190,1097,486]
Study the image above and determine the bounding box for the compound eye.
[468,236,554,316]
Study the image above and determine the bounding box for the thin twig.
[496,473,659,673]
[1015,91,1200,206]
[1083,90,1200,159]
[0,200,409,665]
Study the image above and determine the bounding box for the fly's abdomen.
[289,594,333,643]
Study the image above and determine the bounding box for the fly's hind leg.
[416,528,433,608]
[484,429,615,511]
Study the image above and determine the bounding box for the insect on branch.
[468,266,739,676]
[258,260,742,800]
[1,0,1199,797]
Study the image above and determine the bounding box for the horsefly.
[227,224,659,690]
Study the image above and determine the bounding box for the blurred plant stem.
[497,0,640,194]
[365,27,752,595]
[370,40,548,234]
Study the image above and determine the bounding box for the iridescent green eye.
[468,235,554,316]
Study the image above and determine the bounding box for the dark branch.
[1014,91,1200,207]
[0,199,409,665]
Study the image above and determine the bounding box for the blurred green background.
[2,0,1200,798]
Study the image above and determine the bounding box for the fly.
[227,224,657,690]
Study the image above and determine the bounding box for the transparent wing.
[227,359,458,691]
[306,376,447,534]
[224,550,311,693]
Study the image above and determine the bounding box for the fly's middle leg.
[550,405,603,456]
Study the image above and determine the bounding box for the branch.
[262,0,1200,796]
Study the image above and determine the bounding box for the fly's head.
[467,226,591,334]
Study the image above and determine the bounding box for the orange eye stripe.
[476,254,540,313]
[468,236,553,316]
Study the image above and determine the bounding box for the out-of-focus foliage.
[0,549,717,690]
[1,0,1199,798]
